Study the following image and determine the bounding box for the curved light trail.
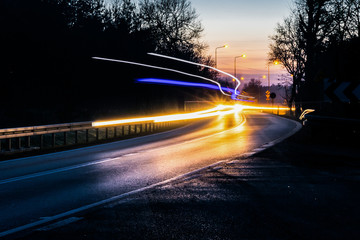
[92,56,231,97]
[92,105,238,127]
[136,78,254,102]
[92,104,293,127]
[148,52,244,100]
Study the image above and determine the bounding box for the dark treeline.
[269,0,360,117]
[0,0,217,127]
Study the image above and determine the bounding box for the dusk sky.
[190,0,292,84]
[108,0,293,84]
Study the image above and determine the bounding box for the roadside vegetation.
[269,0,360,117]
[0,0,217,127]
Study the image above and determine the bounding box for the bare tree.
[328,0,360,41]
[269,15,305,116]
[110,0,140,33]
[296,0,333,83]
[342,0,360,38]
[139,0,205,56]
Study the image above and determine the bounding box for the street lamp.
[215,44,228,68]
[267,60,279,89]
[234,54,246,79]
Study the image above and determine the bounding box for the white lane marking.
[236,116,302,159]
[241,152,257,158]
[122,153,139,157]
[252,148,266,152]
[36,217,83,232]
[0,114,294,186]
[0,116,302,238]
[0,156,122,185]
[0,122,193,165]
[228,160,240,164]
[212,166,223,171]
[260,117,302,147]
[0,159,227,238]
[0,115,246,185]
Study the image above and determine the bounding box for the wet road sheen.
[0,111,298,235]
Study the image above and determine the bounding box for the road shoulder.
[20,128,360,240]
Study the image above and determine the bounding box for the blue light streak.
[136,78,254,102]
[92,56,255,102]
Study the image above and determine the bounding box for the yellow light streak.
[92,105,231,127]
[241,105,294,111]
[92,104,293,128]
[299,109,315,120]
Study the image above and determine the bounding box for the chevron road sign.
[266,90,270,101]
[324,79,360,103]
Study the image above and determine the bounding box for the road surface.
[0,111,300,238]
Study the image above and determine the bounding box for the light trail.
[92,56,231,97]
[92,105,234,127]
[299,109,315,120]
[92,104,293,127]
[136,78,255,102]
[148,52,253,100]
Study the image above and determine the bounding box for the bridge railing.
[0,120,178,154]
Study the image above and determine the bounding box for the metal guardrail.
[0,121,92,139]
[0,120,178,154]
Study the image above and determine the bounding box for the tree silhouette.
[269,0,360,116]
[0,0,214,127]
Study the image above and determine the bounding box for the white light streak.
[92,56,231,96]
[147,52,245,98]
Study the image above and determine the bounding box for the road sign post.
[270,92,276,113]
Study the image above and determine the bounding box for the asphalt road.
[0,111,300,238]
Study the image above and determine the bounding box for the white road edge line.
[0,157,121,185]
[0,115,246,185]
[238,115,302,158]
[259,116,302,150]
[0,160,227,238]
[0,121,194,165]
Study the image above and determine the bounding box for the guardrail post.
[75,131,78,144]
[139,124,143,133]
[105,128,109,139]
[122,126,125,136]
[52,133,56,147]
[86,129,89,143]
[26,136,31,148]
[114,127,118,138]
[96,128,99,141]
[64,132,67,145]
[40,135,44,149]
[17,137,21,149]
[8,138,12,151]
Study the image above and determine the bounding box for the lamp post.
[215,44,228,68]
[266,60,279,103]
[267,60,279,90]
[234,54,246,79]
